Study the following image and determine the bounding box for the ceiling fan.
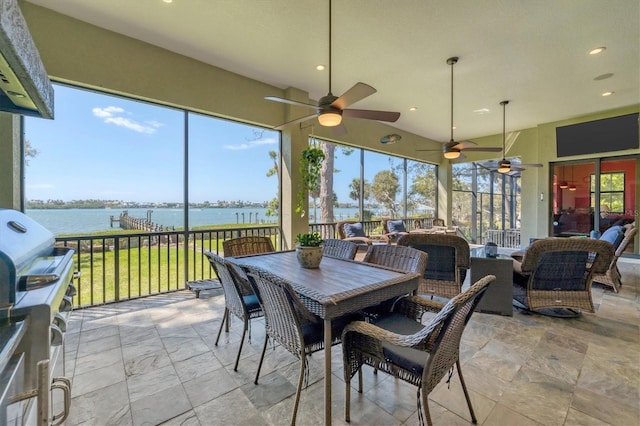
[417,57,502,159]
[264,0,400,133]
[492,100,543,173]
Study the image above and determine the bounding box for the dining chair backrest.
[396,233,470,298]
[322,238,358,260]
[362,244,428,275]
[204,251,246,315]
[222,236,275,257]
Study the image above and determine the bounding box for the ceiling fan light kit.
[318,111,342,127]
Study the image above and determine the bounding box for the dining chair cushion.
[301,313,362,346]
[411,244,457,281]
[599,225,624,248]
[533,251,589,291]
[242,294,262,313]
[387,220,407,233]
[343,222,366,238]
[374,313,429,376]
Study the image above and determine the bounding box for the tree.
[265,149,279,218]
[318,141,335,222]
[371,170,400,217]
[348,178,370,203]
[25,139,38,166]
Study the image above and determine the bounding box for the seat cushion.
[343,222,366,238]
[600,225,624,248]
[374,313,429,376]
[387,220,407,233]
[410,244,457,281]
[301,313,362,347]
[242,294,262,314]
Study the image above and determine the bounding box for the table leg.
[324,318,332,426]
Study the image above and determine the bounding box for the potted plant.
[295,232,324,268]
[296,146,325,217]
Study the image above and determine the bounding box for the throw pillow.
[600,225,624,248]
[343,222,366,238]
[387,220,407,233]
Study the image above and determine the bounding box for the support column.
[0,113,22,210]
[437,161,452,225]
[279,88,311,250]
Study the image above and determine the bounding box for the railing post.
[114,236,120,302]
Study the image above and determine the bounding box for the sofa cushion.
[600,225,624,248]
[387,220,407,233]
[343,222,366,238]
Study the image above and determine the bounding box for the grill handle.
[51,377,71,426]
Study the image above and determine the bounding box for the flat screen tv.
[556,113,639,157]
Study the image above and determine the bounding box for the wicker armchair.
[244,265,360,426]
[336,220,389,245]
[396,233,470,299]
[513,238,614,315]
[203,251,263,371]
[592,226,637,292]
[341,275,495,425]
[222,236,275,257]
[381,218,410,243]
[321,238,358,260]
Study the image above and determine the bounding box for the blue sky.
[24,84,398,204]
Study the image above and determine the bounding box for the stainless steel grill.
[0,209,75,425]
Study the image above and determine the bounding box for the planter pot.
[296,245,324,269]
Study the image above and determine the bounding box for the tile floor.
[58,259,640,425]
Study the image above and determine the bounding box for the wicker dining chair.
[222,235,275,257]
[361,244,428,319]
[341,274,495,426]
[513,238,614,315]
[592,225,636,293]
[321,238,358,260]
[244,265,360,426]
[203,251,263,371]
[396,233,470,299]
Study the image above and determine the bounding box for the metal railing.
[56,225,280,308]
[485,229,521,248]
[59,217,477,309]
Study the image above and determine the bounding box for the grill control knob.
[51,324,64,346]
[60,295,73,312]
[53,313,67,332]
[66,283,77,297]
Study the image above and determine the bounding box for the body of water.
[26,207,361,235]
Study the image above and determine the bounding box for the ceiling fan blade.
[451,140,477,149]
[518,163,543,168]
[265,96,317,109]
[342,108,400,122]
[461,147,503,153]
[415,148,443,152]
[331,82,376,110]
[273,113,318,130]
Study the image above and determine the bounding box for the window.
[591,172,625,214]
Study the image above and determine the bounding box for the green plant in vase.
[296,146,325,217]
[295,232,324,268]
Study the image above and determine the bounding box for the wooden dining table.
[226,250,420,426]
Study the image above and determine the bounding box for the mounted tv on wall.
[556,113,639,157]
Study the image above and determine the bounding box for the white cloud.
[223,137,278,150]
[92,106,160,134]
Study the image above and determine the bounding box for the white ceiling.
[25,0,640,143]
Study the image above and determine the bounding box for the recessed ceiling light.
[316,64,325,71]
[409,106,417,111]
[589,46,606,55]
[601,91,614,96]
[473,108,490,114]
[162,0,173,3]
